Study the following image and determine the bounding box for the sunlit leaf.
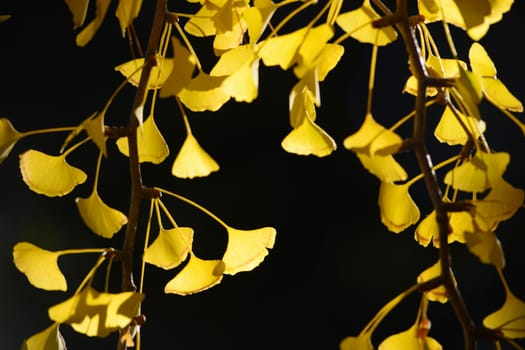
[474,178,524,230]
[415,210,474,248]
[343,114,403,155]
[160,37,198,98]
[378,181,420,233]
[451,64,482,120]
[164,253,225,295]
[212,0,250,54]
[184,2,217,37]
[378,322,442,350]
[469,42,523,112]
[19,150,87,197]
[222,226,276,275]
[48,286,144,337]
[281,113,336,157]
[465,230,505,269]
[115,57,174,90]
[444,151,510,193]
[309,44,345,82]
[61,112,107,157]
[21,323,66,350]
[258,27,308,70]
[289,71,320,128]
[210,45,260,102]
[115,0,143,36]
[75,0,112,47]
[417,261,452,303]
[13,242,67,291]
[243,0,277,43]
[64,0,89,29]
[294,24,334,71]
[178,72,230,112]
[0,118,22,164]
[76,190,128,239]
[404,56,466,96]
[172,132,220,179]
[144,227,194,270]
[484,291,525,339]
[340,335,374,350]
[356,153,408,183]
[335,0,397,46]
[116,114,170,164]
[434,105,486,145]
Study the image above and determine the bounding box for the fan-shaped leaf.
[465,230,505,269]
[164,253,224,295]
[13,242,67,291]
[115,57,174,90]
[144,227,194,270]
[356,153,408,182]
[0,118,22,164]
[484,291,525,339]
[222,226,276,275]
[75,0,112,47]
[76,190,128,238]
[378,181,420,233]
[177,72,230,112]
[281,114,336,157]
[379,322,442,350]
[417,261,452,303]
[258,27,308,70]
[115,0,143,36]
[340,335,374,350]
[19,150,87,197]
[434,105,485,145]
[172,133,220,179]
[160,37,197,98]
[21,323,66,350]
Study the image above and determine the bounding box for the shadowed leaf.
[0,118,22,164]
[21,323,66,350]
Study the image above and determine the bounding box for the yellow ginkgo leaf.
[184,2,217,37]
[469,42,523,112]
[160,37,198,98]
[48,286,144,338]
[115,57,173,90]
[335,0,397,46]
[356,153,408,183]
[483,291,525,339]
[474,178,524,230]
[451,64,483,120]
[378,181,420,233]
[13,242,67,291]
[310,43,345,82]
[116,114,170,164]
[340,335,374,350]
[75,0,112,47]
[465,230,505,269]
[243,0,276,43]
[222,226,276,275]
[164,253,225,295]
[144,227,194,270]
[64,0,89,29]
[258,27,308,70]
[414,210,473,248]
[115,0,143,36]
[281,114,336,157]
[434,105,486,145]
[417,261,451,303]
[295,24,334,71]
[76,190,128,239]
[172,132,220,179]
[403,56,466,96]
[378,322,442,350]
[177,72,230,112]
[343,113,403,155]
[289,71,320,127]
[19,149,87,197]
[210,45,260,102]
[0,118,22,164]
[21,323,66,350]
[444,151,510,193]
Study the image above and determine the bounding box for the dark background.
[1,1,524,349]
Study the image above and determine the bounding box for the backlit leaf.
[340,335,374,350]
[222,226,276,275]
[343,114,403,155]
[160,37,197,98]
[21,323,66,350]
[379,181,420,233]
[335,0,397,46]
[243,0,277,43]
[444,151,510,193]
[434,105,486,145]
[258,27,308,70]
[116,114,170,164]
[378,322,442,350]
[356,153,408,183]
[451,64,482,120]
[76,190,128,238]
[48,286,144,338]
[415,210,474,248]
[64,0,89,29]
[13,242,67,292]
[0,118,22,164]
[294,24,334,71]
[115,57,174,90]
[164,253,225,295]
[469,42,523,112]
[465,230,505,269]
[289,70,320,127]
[311,44,345,82]
[484,291,525,339]
[61,112,107,157]
[177,72,230,112]
[172,132,220,179]
[184,2,217,37]
[115,0,143,36]
[417,261,451,303]
[144,227,194,270]
[19,150,87,197]
[281,113,336,157]
[75,0,112,47]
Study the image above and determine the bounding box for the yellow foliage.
[171,132,220,179]
[484,288,525,339]
[0,118,21,164]
[378,181,420,233]
[76,190,128,238]
[21,323,66,350]
[144,227,194,270]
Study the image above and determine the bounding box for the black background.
[1,1,524,349]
